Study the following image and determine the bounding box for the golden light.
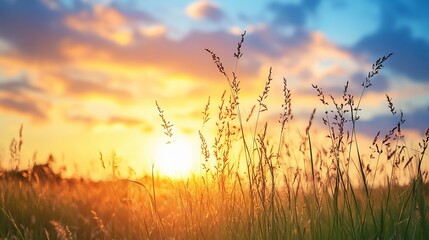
[152,136,199,178]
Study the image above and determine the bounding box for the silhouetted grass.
[0,32,428,239]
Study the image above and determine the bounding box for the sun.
[152,136,199,178]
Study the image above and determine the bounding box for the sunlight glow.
[153,136,199,178]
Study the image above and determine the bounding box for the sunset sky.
[0,0,428,178]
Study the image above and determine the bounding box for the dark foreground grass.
[0,172,428,239]
[1,32,428,239]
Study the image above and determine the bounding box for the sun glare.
[153,136,199,178]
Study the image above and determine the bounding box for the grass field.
[1,33,428,240]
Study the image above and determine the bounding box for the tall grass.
[0,32,428,239]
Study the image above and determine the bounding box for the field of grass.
[1,32,428,239]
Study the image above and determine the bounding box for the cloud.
[246,30,358,85]
[139,24,166,37]
[65,113,154,132]
[0,37,13,53]
[0,97,49,121]
[358,107,429,137]
[0,0,417,130]
[1,13,243,116]
[377,0,429,26]
[0,0,161,61]
[64,5,135,45]
[269,2,306,27]
[57,30,247,85]
[0,77,42,94]
[106,116,144,126]
[0,0,67,62]
[351,0,429,83]
[186,1,225,22]
[0,70,50,122]
[353,27,429,83]
[268,0,320,27]
[0,75,49,121]
[45,71,135,104]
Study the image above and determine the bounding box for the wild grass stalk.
[206,31,265,239]
[0,206,25,240]
[9,124,23,171]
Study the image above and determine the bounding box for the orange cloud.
[59,39,112,61]
[64,5,134,45]
[139,24,167,37]
[0,57,25,77]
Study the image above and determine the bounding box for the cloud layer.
[0,0,427,174]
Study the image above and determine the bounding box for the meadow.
[1,32,428,240]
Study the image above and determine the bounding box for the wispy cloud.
[65,113,154,133]
[0,77,42,94]
[49,71,134,103]
[0,75,49,121]
[0,97,49,121]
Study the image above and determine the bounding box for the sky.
[0,0,428,178]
